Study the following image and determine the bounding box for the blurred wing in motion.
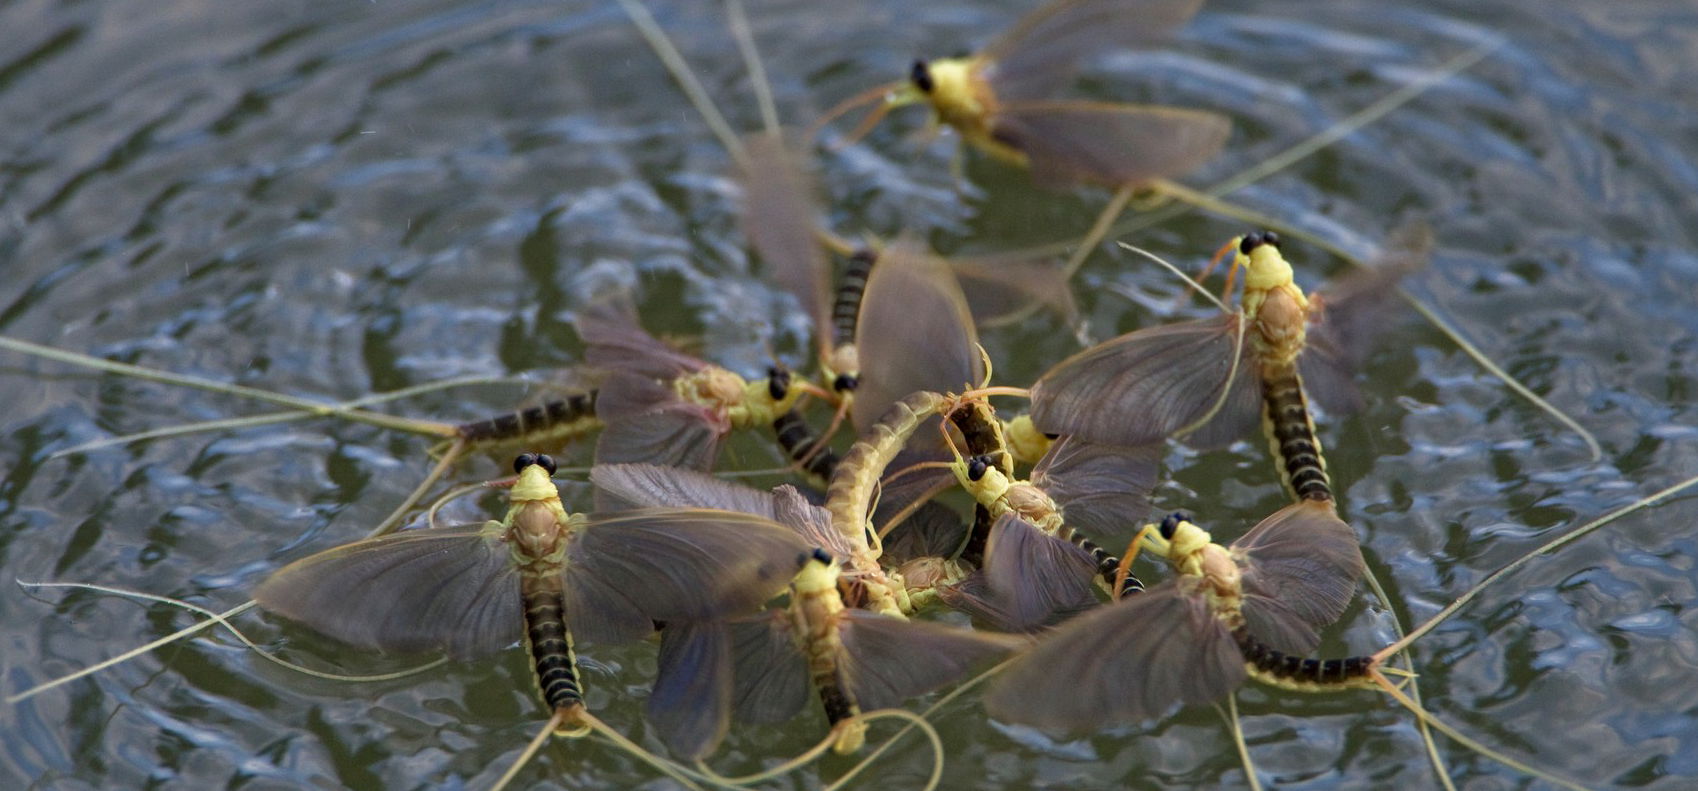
[836,610,1025,711]
[648,621,733,761]
[1300,222,1432,416]
[990,101,1229,188]
[577,296,707,381]
[1030,436,1160,544]
[593,402,725,472]
[983,0,1207,101]
[852,240,984,439]
[742,133,833,357]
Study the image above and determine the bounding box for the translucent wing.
[983,0,1206,102]
[742,133,831,356]
[852,240,984,439]
[937,573,1028,633]
[729,611,812,724]
[880,500,970,564]
[593,371,685,422]
[1029,312,1259,448]
[593,404,725,471]
[1300,223,1432,415]
[989,101,1229,188]
[648,621,732,761]
[870,448,960,538]
[771,484,858,558]
[982,513,1100,631]
[984,578,1244,731]
[577,296,707,380]
[562,509,806,645]
[254,523,520,661]
[1029,436,1160,543]
[947,252,1079,327]
[1234,500,1364,633]
[837,610,1025,711]
[591,462,777,518]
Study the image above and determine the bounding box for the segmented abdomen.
[831,249,877,349]
[521,574,584,714]
[1064,527,1144,596]
[773,408,838,485]
[1260,365,1332,503]
[1233,625,1375,691]
[827,391,948,548]
[457,391,600,447]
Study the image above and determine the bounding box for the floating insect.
[648,547,1024,758]
[1029,228,1428,503]
[255,453,810,733]
[815,0,1230,189]
[984,500,1363,727]
[578,297,821,471]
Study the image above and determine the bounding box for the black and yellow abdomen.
[520,573,585,723]
[1260,365,1331,503]
[457,391,600,448]
[772,408,838,485]
[1233,625,1376,691]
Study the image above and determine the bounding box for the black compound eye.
[1262,231,1280,248]
[537,454,558,475]
[1238,232,1263,254]
[810,547,835,565]
[767,367,791,400]
[833,372,858,392]
[1159,511,1192,540]
[513,453,537,474]
[910,59,935,93]
[966,455,992,481]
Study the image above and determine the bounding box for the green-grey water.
[2,0,1696,788]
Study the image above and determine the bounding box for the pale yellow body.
[788,559,867,753]
[673,366,805,429]
[1238,242,1311,371]
[1001,414,1054,466]
[890,57,1029,166]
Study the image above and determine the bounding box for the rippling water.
[2,0,1695,788]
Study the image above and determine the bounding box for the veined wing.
[1029,311,1259,448]
[1234,500,1364,633]
[983,0,1207,102]
[648,621,732,761]
[984,577,1244,731]
[836,610,1025,711]
[1030,436,1159,543]
[593,402,725,472]
[879,500,970,565]
[990,101,1229,188]
[852,239,983,439]
[869,447,959,539]
[771,485,859,558]
[562,508,806,645]
[254,523,520,661]
[742,133,832,356]
[591,462,777,519]
[983,513,1100,631]
[577,296,707,380]
[728,611,812,724]
[1300,223,1432,415]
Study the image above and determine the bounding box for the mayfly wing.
[1029,436,1160,544]
[947,252,1078,327]
[254,523,520,661]
[851,239,983,439]
[562,508,806,645]
[647,620,733,761]
[1234,499,1365,643]
[989,101,1230,188]
[590,462,777,519]
[984,578,1244,731]
[592,371,687,422]
[982,513,1100,631]
[1300,222,1433,415]
[576,296,707,380]
[879,499,969,565]
[982,0,1207,102]
[869,447,960,539]
[728,610,812,724]
[770,484,858,558]
[1030,311,1259,448]
[936,572,1022,632]
[835,610,1025,711]
[742,133,832,356]
[593,401,725,471]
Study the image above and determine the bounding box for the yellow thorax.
[1002,414,1054,465]
[503,462,571,566]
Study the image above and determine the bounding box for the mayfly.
[1029,229,1428,503]
[578,296,823,471]
[814,0,1230,189]
[254,453,810,734]
[647,546,1023,758]
[984,500,1364,727]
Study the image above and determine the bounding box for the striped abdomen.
[831,249,877,349]
[521,573,585,717]
[1260,365,1332,503]
[773,408,838,485]
[457,391,600,447]
[1233,625,1376,691]
[1064,528,1144,597]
